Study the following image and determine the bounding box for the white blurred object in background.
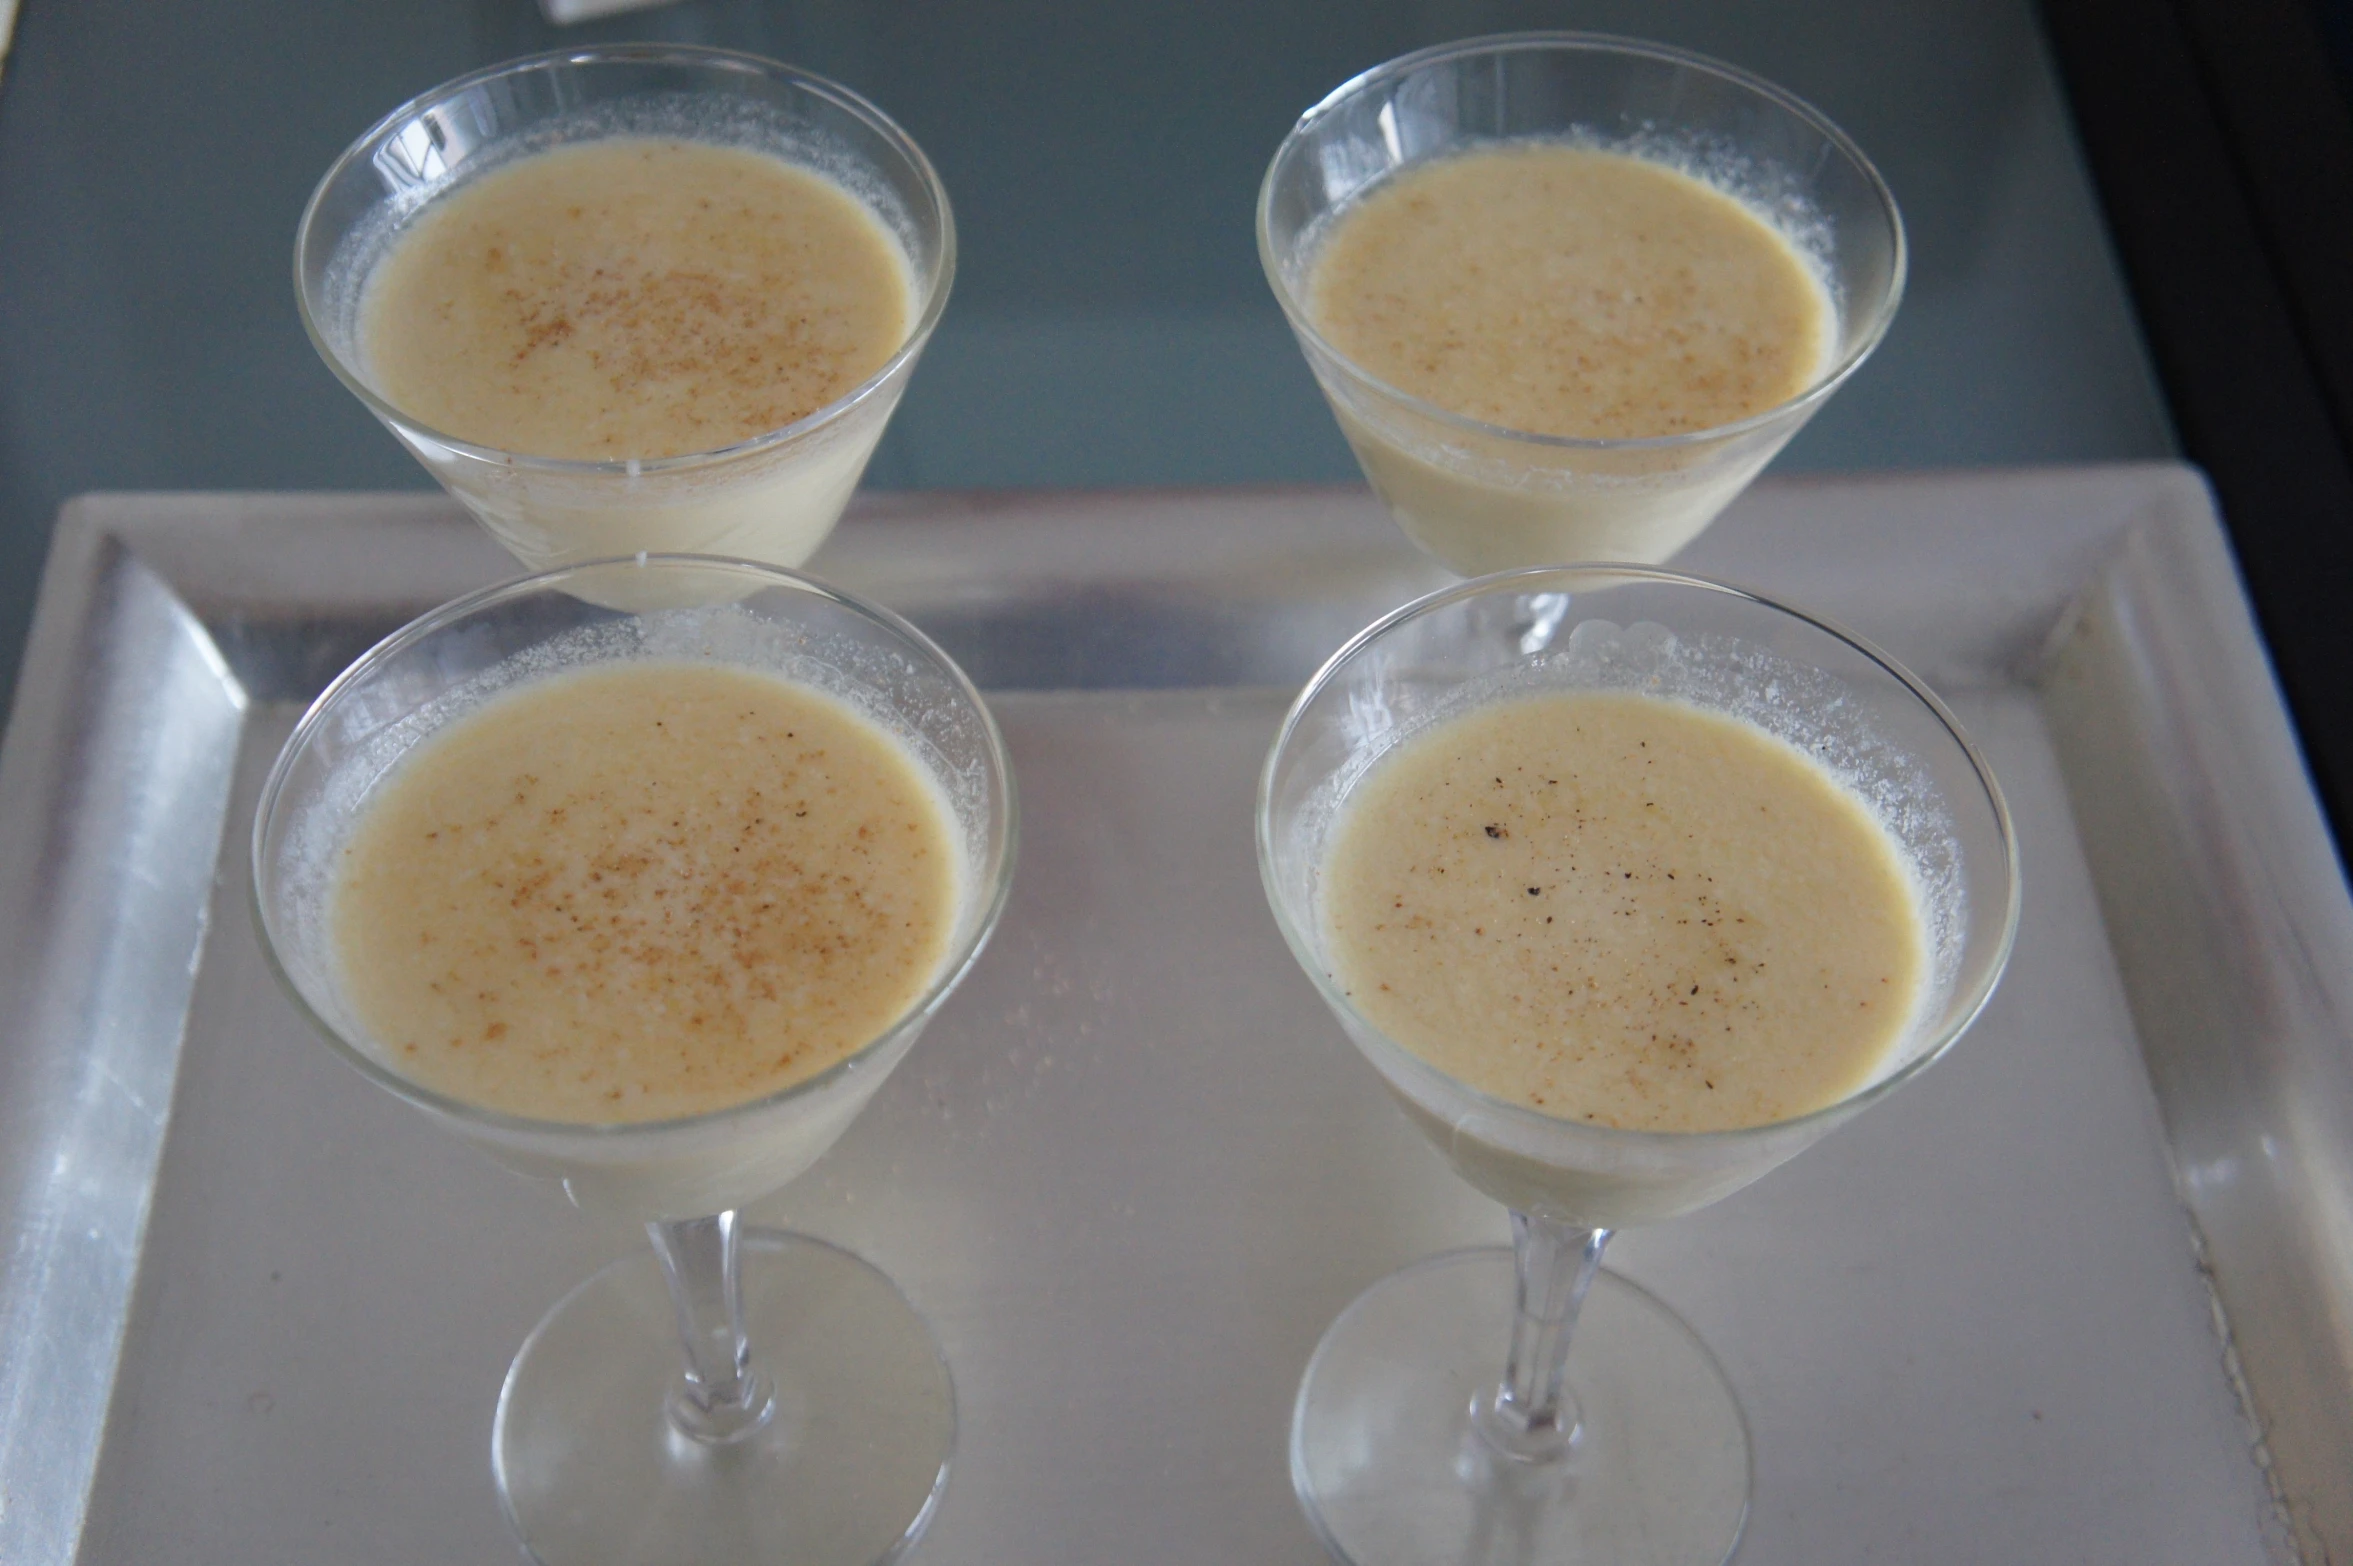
[539,0,679,22]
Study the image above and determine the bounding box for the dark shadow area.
[2040,0,2353,858]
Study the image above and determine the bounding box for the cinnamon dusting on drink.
[362,138,911,461]
[1309,144,1831,440]
[333,663,955,1123]
[1322,691,1923,1132]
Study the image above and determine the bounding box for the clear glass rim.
[250,553,1020,1144]
[293,43,958,476]
[1255,563,2021,1155]
[1254,30,1909,455]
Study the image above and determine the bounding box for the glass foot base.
[1292,1249,1748,1566]
[494,1228,952,1566]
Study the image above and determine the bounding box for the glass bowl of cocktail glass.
[1258,34,1905,576]
[1257,567,2017,1566]
[252,556,1015,1566]
[295,45,954,574]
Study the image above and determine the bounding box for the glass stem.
[1474,1212,1610,1463]
[647,1210,775,1442]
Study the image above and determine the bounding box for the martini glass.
[1257,567,2017,1565]
[253,556,1015,1566]
[296,45,955,574]
[1258,34,1905,575]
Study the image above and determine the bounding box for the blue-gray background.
[0,0,2172,713]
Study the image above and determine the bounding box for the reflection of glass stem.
[651,1211,777,1441]
[1475,1214,1610,1462]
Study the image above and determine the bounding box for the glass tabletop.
[0,0,2173,712]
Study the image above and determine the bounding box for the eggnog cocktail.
[1311,151,1830,449]
[1258,567,2016,1566]
[297,47,954,573]
[1323,690,1922,1137]
[363,139,912,471]
[1318,685,1930,1229]
[333,661,957,1127]
[1260,36,1904,575]
[1307,147,1832,569]
[253,558,1015,1566]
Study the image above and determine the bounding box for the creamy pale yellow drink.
[357,138,916,568]
[333,661,956,1127]
[1305,146,1834,571]
[1322,691,1922,1137]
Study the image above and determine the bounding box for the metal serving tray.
[2,467,2344,1564]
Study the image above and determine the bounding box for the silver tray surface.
[1,468,2343,1564]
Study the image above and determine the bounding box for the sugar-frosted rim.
[293,44,957,475]
[1255,31,1908,454]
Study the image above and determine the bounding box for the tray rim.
[0,466,2338,1564]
